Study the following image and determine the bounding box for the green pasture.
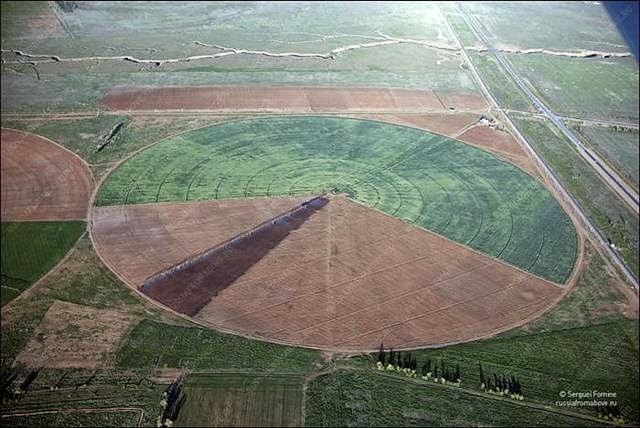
[0,221,85,306]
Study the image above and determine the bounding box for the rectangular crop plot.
[101,86,488,112]
[175,373,304,427]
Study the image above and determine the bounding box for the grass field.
[571,124,639,192]
[0,368,162,427]
[394,319,639,423]
[116,319,321,373]
[510,114,639,278]
[508,54,639,122]
[305,369,604,427]
[176,373,304,427]
[1,221,85,306]
[463,2,629,53]
[2,410,141,427]
[1,2,479,114]
[510,240,631,334]
[97,116,577,283]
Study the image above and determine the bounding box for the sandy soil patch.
[16,301,137,369]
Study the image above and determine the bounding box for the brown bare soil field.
[458,125,527,158]
[140,197,328,316]
[16,301,137,369]
[195,196,563,350]
[101,86,461,112]
[437,92,488,111]
[91,196,563,350]
[0,128,93,221]
[357,112,480,137]
[91,197,309,285]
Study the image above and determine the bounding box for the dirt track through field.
[0,128,93,221]
[91,196,564,350]
[101,86,487,113]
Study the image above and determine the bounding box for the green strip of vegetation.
[115,319,322,373]
[468,51,536,112]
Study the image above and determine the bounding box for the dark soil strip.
[140,196,329,316]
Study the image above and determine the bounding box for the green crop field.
[1,221,85,306]
[305,370,604,427]
[97,116,577,283]
[116,319,321,373]
[571,124,639,192]
[176,373,304,427]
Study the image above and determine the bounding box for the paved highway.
[457,3,639,214]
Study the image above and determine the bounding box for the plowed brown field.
[1,128,93,221]
[91,197,308,285]
[91,196,563,350]
[102,86,486,112]
[458,125,527,158]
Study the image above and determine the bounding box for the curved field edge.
[95,116,577,283]
[0,221,85,306]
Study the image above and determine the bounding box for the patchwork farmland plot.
[102,86,476,112]
[97,116,577,283]
[175,373,304,427]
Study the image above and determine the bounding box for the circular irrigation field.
[92,116,578,350]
